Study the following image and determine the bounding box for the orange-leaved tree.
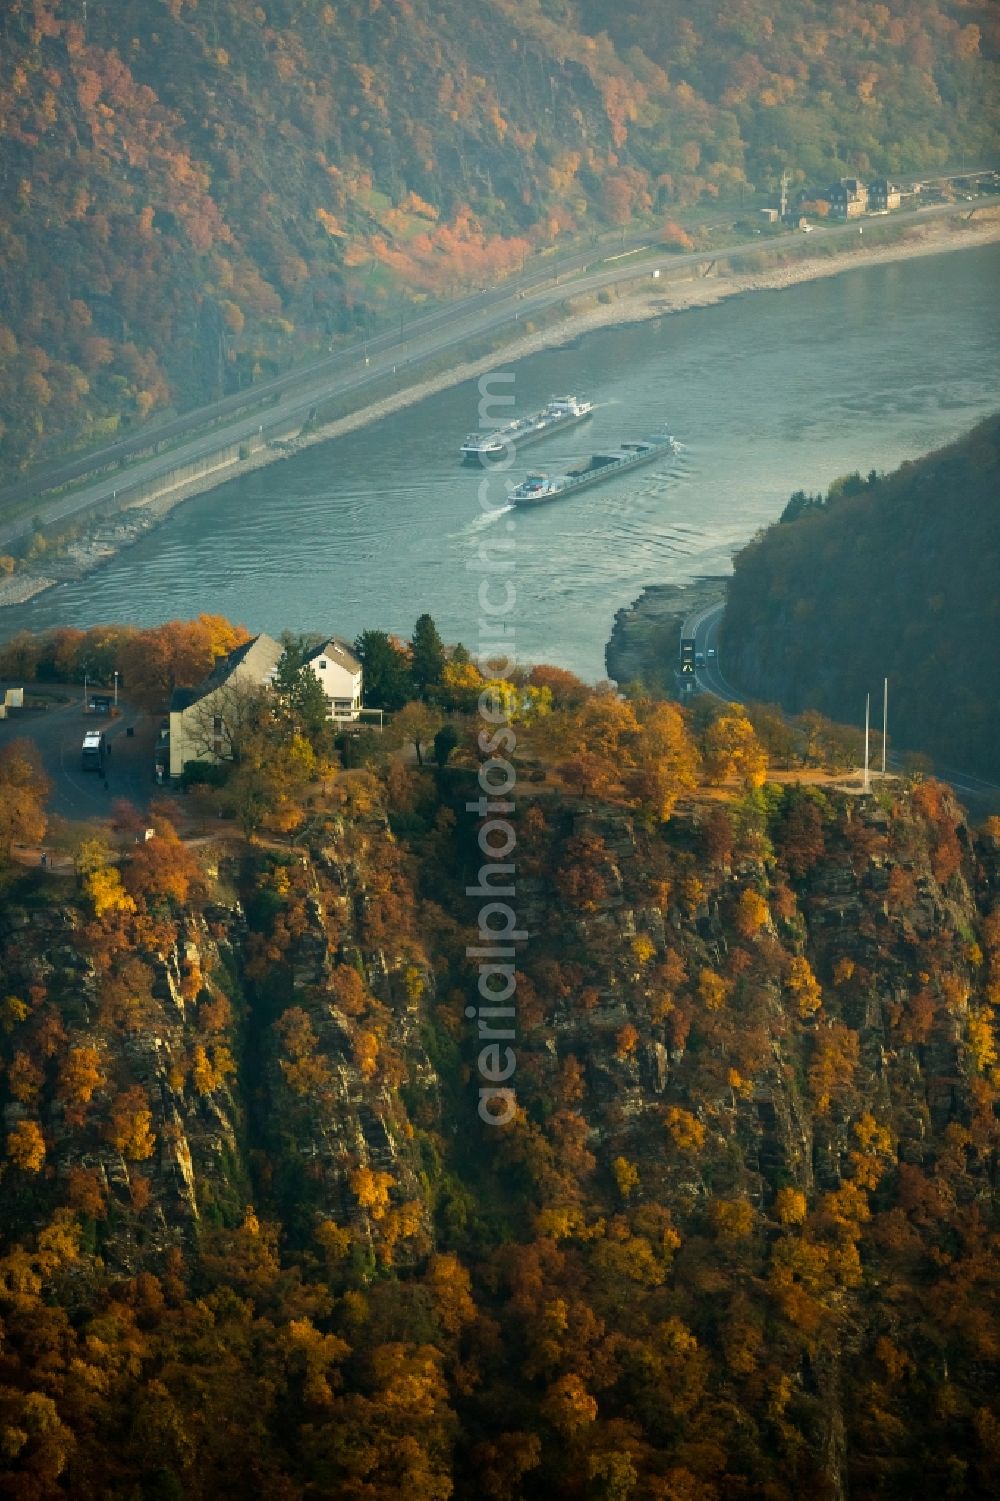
[0,740,49,863]
[118,614,249,708]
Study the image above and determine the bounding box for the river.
[5,243,999,680]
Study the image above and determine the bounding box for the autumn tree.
[351,1165,395,1221]
[75,836,137,920]
[6,1118,46,1172]
[124,818,204,906]
[612,1155,640,1201]
[0,740,49,863]
[392,700,444,767]
[544,690,639,797]
[661,217,695,249]
[704,712,768,788]
[736,887,770,937]
[542,1372,598,1440]
[787,955,822,1018]
[106,1085,156,1159]
[98,957,158,1033]
[711,1197,755,1241]
[276,1008,332,1098]
[625,700,699,820]
[439,658,486,712]
[528,664,588,708]
[58,1046,104,1126]
[665,1105,706,1152]
[775,1187,808,1227]
[426,1252,476,1336]
[119,615,248,708]
[809,1022,860,1113]
[776,788,828,876]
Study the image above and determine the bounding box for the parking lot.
[0,686,160,821]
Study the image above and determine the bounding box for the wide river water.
[6,243,999,680]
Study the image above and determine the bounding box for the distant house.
[828,178,869,218]
[868,177,901,212]
[303,638,363,723]
[759,207,779,224]
[168,633,282,778]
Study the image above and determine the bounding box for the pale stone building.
[168,633,282,778]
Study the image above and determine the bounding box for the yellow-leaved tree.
[787,955,823,1017]
[704,713,768,789]
[736,887,770,937]
[6,1118,46,1172]
[542,1372,598,1439]
[350,1166,394,1220]
[625,701,699,820]
[106,1086,155,1160]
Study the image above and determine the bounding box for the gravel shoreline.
[2,207,997,613]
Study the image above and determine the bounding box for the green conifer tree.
[411,614,446,698]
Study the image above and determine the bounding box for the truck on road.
[81,730,107,772]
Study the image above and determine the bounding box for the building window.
[213,715,224,735]
[317,660,326,670]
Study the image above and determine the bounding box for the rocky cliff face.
[408,772,1000,1497]
[0,891,248,1272]
[0,788,440,1281]
[253,819,441,1268]
[1,775,998,1499]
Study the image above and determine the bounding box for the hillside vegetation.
[722,415,1000,781]
[1,0,997,472]
[2,625,1000,1497]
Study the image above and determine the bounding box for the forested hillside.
[2,637,1000,1497]
[722,415,1000,780]
[1,0,996,472]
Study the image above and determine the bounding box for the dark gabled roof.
[304,636,362,674]
[201,634,260,688]
[169,633,282,714]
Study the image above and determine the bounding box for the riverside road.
[0,200,983,551]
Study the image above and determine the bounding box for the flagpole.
[863,692,870,792]
[881,676,888,778]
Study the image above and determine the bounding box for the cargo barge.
[461,394,592,463]
[510,432,678,506]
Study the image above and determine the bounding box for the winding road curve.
[681,598,1000,806]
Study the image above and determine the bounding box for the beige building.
[303,637,363,722]
[168,633,282,778]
